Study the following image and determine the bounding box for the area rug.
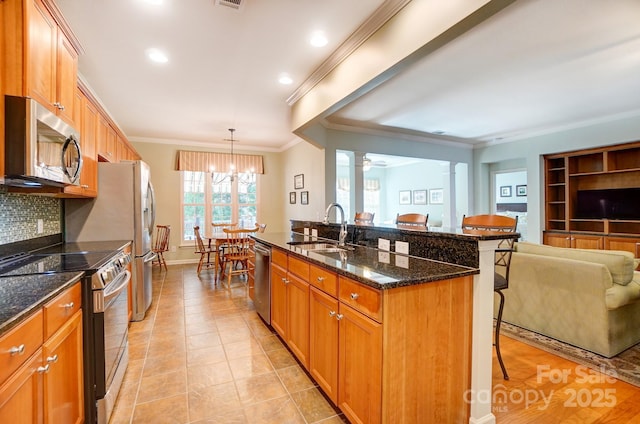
[500,322,640,388]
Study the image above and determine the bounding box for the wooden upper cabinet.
[27,0,80,127]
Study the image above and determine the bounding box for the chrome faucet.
[323,203,348,246]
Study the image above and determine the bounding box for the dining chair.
[354,212,374,225]
[152,225,171,271]
[461,214,518,380]
[396,213,428,226]
[220,226,260,289]
[255,223,267,233]
[194,226,216,274]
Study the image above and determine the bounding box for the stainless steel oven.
[91,256,131,424]
[83,250,131,424]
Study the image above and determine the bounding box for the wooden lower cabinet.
[0,283,83,423]
[544,232,639,259]
[43,310,83,424]
[309,287,339,404]
[0,352,43,424]
[285,273,310,368]
[270,263,287,339]
[269,258,310,368]
[605,236,640,258]
[338,302,382,424]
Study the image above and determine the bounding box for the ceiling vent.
[215,0,245,11]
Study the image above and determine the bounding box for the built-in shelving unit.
[543,141,640,257]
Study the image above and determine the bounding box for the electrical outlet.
[396,241,409,255]
[37,219,44,234]
[378,238,390,251]
[171,245,176,252]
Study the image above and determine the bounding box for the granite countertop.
[253,232,478,290]
[0,272,84,337]
[32,240,131,254]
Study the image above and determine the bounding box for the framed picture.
[294,174,304,189]
[413,189,427,205]
[500,186,512,197]
[429,188,443,205]
[399,190,411,205]
[289,191,296,204]
[301,191,309,205]
[516,184,527,196]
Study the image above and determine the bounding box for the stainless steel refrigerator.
[65,160,156,321]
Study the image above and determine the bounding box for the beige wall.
[132,141,285,263]
[280,141,326,229]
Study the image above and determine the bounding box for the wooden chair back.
[354,212,374,225]
[255,223,267,233]
[194,226,207,254]
[153,225,171,253]
[396,213,428,226]
[212,222,237,237]
[461,214,519,281]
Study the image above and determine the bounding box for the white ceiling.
[329,0,640,146]
[56,0,640,151]
[55,0,387,150]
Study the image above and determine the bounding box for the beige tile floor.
[109,264,347,424]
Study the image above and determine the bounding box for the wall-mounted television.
[576,188,640,220]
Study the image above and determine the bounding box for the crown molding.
[322,118,476,150]
[286,0,411,106]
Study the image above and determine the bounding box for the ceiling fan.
[363,155,387,171]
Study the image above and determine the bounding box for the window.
[181,171,258,242]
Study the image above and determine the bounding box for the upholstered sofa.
[500,241,640,357]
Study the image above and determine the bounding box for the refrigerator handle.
[148,181,156,234]
[144,252,157,263]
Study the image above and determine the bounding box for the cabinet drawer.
[309,264,338,297]
[44,283,81,340]
[338,277,382,322]
[288,256,310,280]
[272,248,287,268]
[0,309,44,386]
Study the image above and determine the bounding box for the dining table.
[205,229,257,282]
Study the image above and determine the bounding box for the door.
[270,264,287,339]
[309,287,339,403]
[286,273,310,368]
[338,304,382,424]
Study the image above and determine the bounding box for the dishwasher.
[253,241,271,324]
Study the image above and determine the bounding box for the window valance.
[176,150,264,174]
[337,178,380,191]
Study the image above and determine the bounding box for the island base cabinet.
[285,273,310,368]
[270,264,287,338]
[309,287,339,404]
[338,303,382,424]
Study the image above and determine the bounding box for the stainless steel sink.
[292,242,354,253]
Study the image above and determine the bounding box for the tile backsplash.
[0,191,62,245]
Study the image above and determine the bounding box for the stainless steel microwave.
[4,95,82,187]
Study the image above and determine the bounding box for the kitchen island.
[254,226,515,424]
[252,231,477,423]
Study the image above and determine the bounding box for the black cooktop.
[0,251,117,277]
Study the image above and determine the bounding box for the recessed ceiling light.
[146,48,168,63]
[310,31,328,47]
[278,74,293,85]
[142,0,163,5]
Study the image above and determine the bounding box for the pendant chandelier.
[211,128,255,185]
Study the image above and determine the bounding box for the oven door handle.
[144,252,157,264]
[103,270,131,308]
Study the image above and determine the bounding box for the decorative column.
[469,239,500,424]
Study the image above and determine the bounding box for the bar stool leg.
[494,289,509,380]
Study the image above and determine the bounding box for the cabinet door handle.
[350,293,359,300]
[9,344,25,356]
[316,276,325,282]
[47,354,58,364]
[336,314,344,320]
[81,184,89,189]
[62,302,74,309]
[37,364,50,374]
[329,311,336,317]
